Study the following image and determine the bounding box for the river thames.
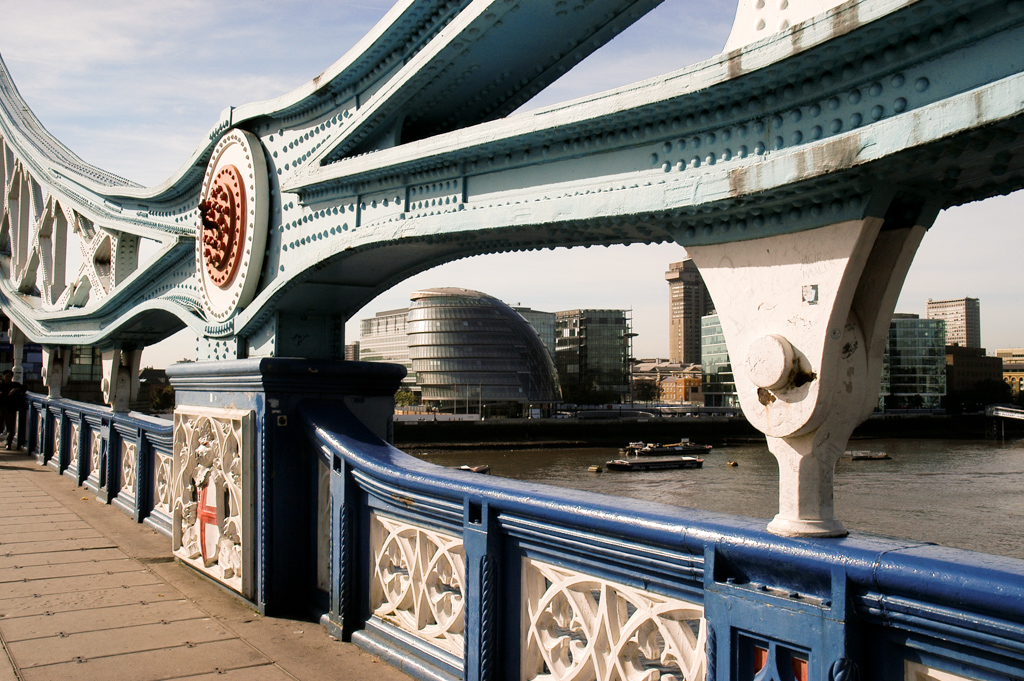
[413,437,1024,559]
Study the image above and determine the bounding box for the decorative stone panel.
[68,421,79,466]
[89,430,101,477]
[153,449,173,517]
[172,406,254,598]
[120,439,137,491]
[522,557,706,681]
[53,416,62,459]
[369,512,466,656]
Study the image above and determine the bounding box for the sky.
[0,1,1019,367]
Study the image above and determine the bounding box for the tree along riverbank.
[394,412,1004,450]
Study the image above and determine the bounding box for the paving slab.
[1,568,160,599]
[18,639,271,681]
[1,599,194,642]
[0,556,140,583]
[0,584,181,619]
[0,535,116,555]
[0,448,411,681]
[0,547,124,570]
[9,616,235,668]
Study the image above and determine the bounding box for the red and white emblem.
[197,129,268,321]
[197,485,221,566]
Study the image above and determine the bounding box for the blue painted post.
[326,453,357,640]
[97,418,114,503]
[463,502,500,681]
[71,412,88,486]
[167,358,405,616]
[24,400,38,457]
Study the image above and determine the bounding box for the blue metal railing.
[19,391,1024,680]
[25,393,174,535]
[301,400,1024,681]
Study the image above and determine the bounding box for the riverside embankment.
[394,412,999,450]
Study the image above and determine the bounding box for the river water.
[412,438,1024,560]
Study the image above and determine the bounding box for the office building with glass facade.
[555,309,631,403]
[514,307,556,362]
[881,314,946,409]
[407,288,560,414]
[701,314,738,407]
[358,308,417,390]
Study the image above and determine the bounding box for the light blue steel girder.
[1,0,1023,355]
[0,0,663,351]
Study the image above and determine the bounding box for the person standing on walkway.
[0,369,25,449]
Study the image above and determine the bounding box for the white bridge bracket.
[101,346,143,413]
[688,197,936,536]
[41,346,72,399]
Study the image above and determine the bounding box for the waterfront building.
[555,309,632,403]
[701,314,738,407]
[995,348,1024,361]
[665,259,715,365]
[658,366,704,405]
[358,308,417,390]
[1004,362,1024,396]
[945,345,1003,393]
[881,314,946,409]
[926,296,981,348]
[513,307,556,362]
[407,288,560,415]
[631,359,703,404]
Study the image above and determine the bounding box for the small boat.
[458,464,491,474]
[842,451,891,461]
[587,465,603,473]
[620,440,713,456]
[605,456,704,472]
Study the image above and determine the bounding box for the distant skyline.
[1,1,1019,366]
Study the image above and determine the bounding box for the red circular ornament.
[198,165,246,288]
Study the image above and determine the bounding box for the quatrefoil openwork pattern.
[0,134,140,311]
[522,557,707,681]
[369,513,466,657]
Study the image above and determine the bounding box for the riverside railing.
[25,393,174,535]
[300,400,1024,681]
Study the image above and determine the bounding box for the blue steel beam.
[0,0,1022,356]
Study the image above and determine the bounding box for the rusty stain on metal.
[391,494,415,507]
[758,387,777,405]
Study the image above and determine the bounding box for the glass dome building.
[406,288,560,415]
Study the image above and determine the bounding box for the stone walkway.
[0,449,409,681]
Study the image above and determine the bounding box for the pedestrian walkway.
[0,449,409,681]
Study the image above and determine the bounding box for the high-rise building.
[700,314,738,408]
[555,309,631,403]
[666,259,715,365]
[344,342,360,361]
[358,308,416,390]
[407,289,560,414]
[881,314,946,410]
[926,297,981,348]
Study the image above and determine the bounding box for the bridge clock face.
[197,129,268,322]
